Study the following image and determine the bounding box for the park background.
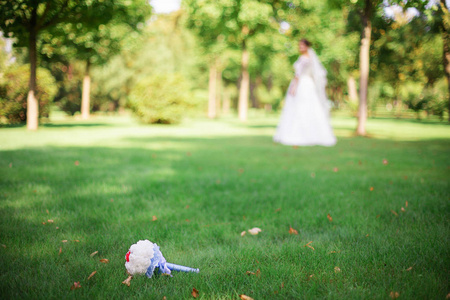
[0,0,449,299]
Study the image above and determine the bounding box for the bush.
[128,73,194,124]
[0,65,56,124]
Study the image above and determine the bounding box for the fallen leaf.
[62,240,68,243]
[42,222,46,225]
[275,208,281,212]
[56,227,59,229]
[358,160,362,165]
[239,295,254,300]
[185,205,190,209]
[310,172,316,178]
[46,209,49,214]
[391,210,398,216]
[246,271,255,275]
[446,293,450,299]
[327,214,333,222]
[376,215,380,218]
[304,241,314,250]
[404,176,408,180]
[87,271,97,280]
[47,219,54,223]
[405,266,413,271]
[366,234,369,237]
[255,269,260,276]
[248,227,262,235]
[122,275,132,286]
[334,266,341,273]
[74,161,79,166]
[163,297,167,300]
[185,219,190,222]
[289,226,298,235]
[74,240,80,243]
[152,215,157,221]
[70,282,81,290]
[329,251,337,254]
[383,159,388,165]
[389,291,400,299]
[370,187,374,191]
[281,282,284,289]
[59,247,62,255]
[90,251,98,257]
[9,163,12,168]
[99,259,109,263]
[191,287,199,298]
[333,167,339,172]
[401,207,405,212]
[1,244,6,248]
[241,231,246,237]
[405,201,408,207]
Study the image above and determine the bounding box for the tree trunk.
[441,0,450,121]
[347,75,358,103]
[216,69,222,116]
[81,60,91,120]
[238,40,250,122]
[27,28,39,131]
[356,1,372,136]
[208,63,217,119]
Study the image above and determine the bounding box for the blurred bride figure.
[274,39,336,146]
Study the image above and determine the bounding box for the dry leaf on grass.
[255,269,261,276]
[281,282,284,289]
[152,216,157,221]
[405,266,413,271]
[327,214,333,222]
[401,207,405,212]
[241,231,246,237]
[74,240,80,243]
[1,244,6,248]
[333,167,339,172]
[99,259,109,263]
[59,247,62,255]
[70,282,81,290]
[191,287,199,298]
[389,291,400,299]
[163,297,167,300]
[370,187,374,191]
[46,209,49,214]
[87,271,97,280]
[304,241,314,250]
[446,293,450,299]
[334,266,341,273]
[90,251,98,257]
[391,210,398,216]
[246,271,255,275]
[239,295,254,300]
[74,161,79,166]
[383,159,388,165]
[47,219,54,223]
[405,201,408,207]
[289,226,298,235]
[122,276,132,286]
[248,228,262,235]
[275,208,281,212]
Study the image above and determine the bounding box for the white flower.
[125,240,155,275]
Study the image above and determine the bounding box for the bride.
[273,39,336,146]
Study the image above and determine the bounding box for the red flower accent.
[125,251,130,262]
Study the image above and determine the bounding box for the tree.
[40,0,151,119]
[0,0,90,130]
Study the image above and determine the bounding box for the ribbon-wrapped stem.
[166,263,200,273]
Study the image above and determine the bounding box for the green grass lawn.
[0,114,449,299]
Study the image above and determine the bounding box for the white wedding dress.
[273,49,336,146]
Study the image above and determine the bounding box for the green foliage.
[0,65,56,124]
[128,73,195,124]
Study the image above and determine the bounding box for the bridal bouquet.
[123,240,199,284]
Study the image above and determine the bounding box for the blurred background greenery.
[0,0,448,127]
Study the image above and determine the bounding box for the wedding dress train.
[273,49,336,146]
